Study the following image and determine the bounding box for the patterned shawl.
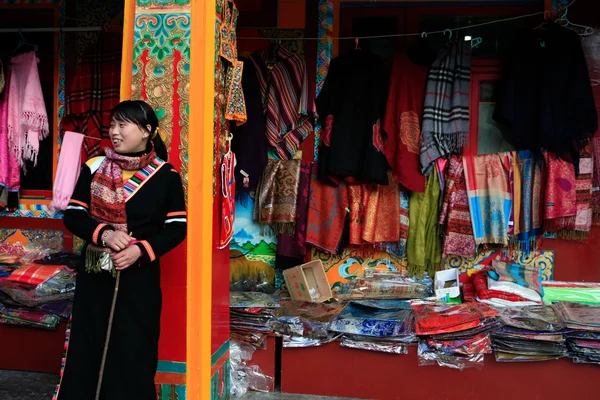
[440,155,475,258]
[420,41,471,176]
[463,152,513,247]
[512,150,543,254]
[544,152,577,231]
[90,148,157,232]
[306,165,349,254]
[7,52,49,168]
[556,148,594,241]
[276,160,312,259]
[254,160,301,234]
[592,137,600,226]
[376,190,410,258]
[407,172,442,276]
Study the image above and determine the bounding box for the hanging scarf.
[306,165,348,254]
[557,147,594,241]
[0,68,20,211]
[90,147,157,233]
[511,151,543,254]
[420,41,471,176]
[276,160,312,260]
[406,172,442,276]
[592,137,600,226]
[463,152,513,247]
[544,152,577,231]
[376,190,410,258]
[254,160,301,234]
[7,52,49,168]
[50,131,85,211]
[440,155,475,258]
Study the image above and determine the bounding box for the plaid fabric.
[420,41,471,176]
[7,265,64,286]
[61,32,122,159]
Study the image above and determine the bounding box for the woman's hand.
[103,231,135,252]
[112,245,142,270]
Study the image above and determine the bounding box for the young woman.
[56,100,187,399]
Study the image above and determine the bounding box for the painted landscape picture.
[230,196,277,286]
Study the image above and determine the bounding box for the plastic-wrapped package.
[282,333,341,348]
[230,329,268,349]
[494,351,564,362]
[0,305,59,330]
[417,340,485,370]
[553,302,600,332]
[498,305,564,332]
[0,268,76,307]
[230,292,280,308]
[273,300,344,339]
[426,333,492,355]
[328,303,414,338]
[412,302,497,335]
[230,270,275,294]
[492,336,568,356]
[341,335,409,354]
[337,277,431,300]
[350,299,413,310]
[230,340,274,398]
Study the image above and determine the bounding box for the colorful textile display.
[50,131,85,211]
[544,152,577,230]
[491,260,544,295]
[463,152,513,247]
[61,32,122,158]
[592,137,600,226]
[254,160,301,234]
[412,302,497,336]
[0,67,19,211]
[407,173,442,275]
[383,52,428,192]
[7,264,64,287]
[250,45,315,160]
[420,41,472,176]
[376,191,410,258]
[7,51,49,168]
[306,167,348,254]
[556,148,594,241]
[440,155,475,258]
[218,145,237,249]
[512,151,543,254]
[329,302,414,338]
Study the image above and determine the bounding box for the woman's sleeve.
[63,165,114,245]
[135,169,187,262]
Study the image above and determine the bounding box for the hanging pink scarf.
[7,51,49,168]
[0,68,20,210]
[50,131,85,211]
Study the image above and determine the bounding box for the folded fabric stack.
[542,281,600,305]
[329,300,415,354]
[0,305,59,330]
[492,305,568,362]
[554,302,600,364]
[413,302,498,369]
[272,300,345,348]
[230,292,279,348]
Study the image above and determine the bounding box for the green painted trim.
[157,360,186,374]
[211,340,229,366]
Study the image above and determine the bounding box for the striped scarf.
[90,148,156,232]
[420,41,471,176]
[250,46,315,160]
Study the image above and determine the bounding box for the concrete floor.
[0,370,360,400]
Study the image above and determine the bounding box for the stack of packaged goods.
[492,305,568,362]
[328,300,415,354]
[272,300,345,347]
[230,292,279,349]
[337,271,433,301]
[413,302,498,369]
[553,302,600,365]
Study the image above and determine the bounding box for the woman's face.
[109,118,149,154]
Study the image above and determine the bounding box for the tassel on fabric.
[85,247,116,277]
[557,229,590,242]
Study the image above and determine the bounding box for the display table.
[281,342,599,399]
[0,321,66,373]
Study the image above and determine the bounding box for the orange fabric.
[8,265,64,286]
[140,240,156,262]
[92,223,107,245]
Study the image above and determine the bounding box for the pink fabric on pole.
[50,131,84,211]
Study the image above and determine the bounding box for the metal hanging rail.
[0,27,103,33]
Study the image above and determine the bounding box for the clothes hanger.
[443,29,453,41]
[555,7,595,36]
[12,29,38,55]
[533,10,552,30]
[470,37,483,49]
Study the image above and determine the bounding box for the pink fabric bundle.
[7,51,49,168]
[0,67,20,210]
[50,131,84,211]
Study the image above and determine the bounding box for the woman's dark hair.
[110,100,168,161]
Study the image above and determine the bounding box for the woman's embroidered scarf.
[556,147,594,241]
[511,150,543,254]
[306,165,349,254]
[406,172,442,276]
[0,68,20,211]
[7,52,49,168]
[255,160,302,234]
[592,137,600,226]
[463,152,513,247]
[440,155,475,258]
[90,147,156,233]
[544,152,577,231]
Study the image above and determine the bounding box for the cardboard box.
[434,269,460,301]
[283,260,332,303]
